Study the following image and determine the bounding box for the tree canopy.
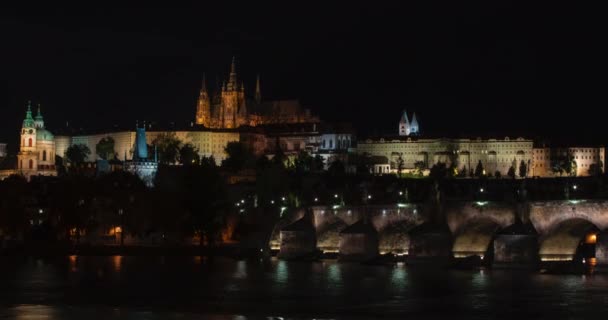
[152,132,182,165]
[95,137,116,160]
[66,144,91,165]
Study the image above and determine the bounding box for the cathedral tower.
[398,110,411,136]
[255,74,262,104]
[410,112,420,135]
[195,74,211,126]
[220,56,242,128]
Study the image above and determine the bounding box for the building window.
[43,150,47,161]
[329,140,333,149]
[29,159,33,169]
[28,138,32,147]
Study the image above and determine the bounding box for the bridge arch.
[538,218,600,262]
[529,200,608,236]
[446,202,516,234]
[452,217,504,259]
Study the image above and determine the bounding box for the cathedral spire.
[410,112,419,135]
[398,109,411,136]
[255,74,262,104]
[227,56,237,91]
[195,73,211,126]
[201,73,207,92]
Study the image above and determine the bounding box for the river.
[1,256,608,319]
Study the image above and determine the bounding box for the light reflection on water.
[2,256,608,319]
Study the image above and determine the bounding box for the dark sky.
[0,2,602,149]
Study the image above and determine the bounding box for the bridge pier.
[407,223,453,264]
[493,222,539,269]
[594,230,608,271]
[278,216,317,260]
[338,220,379,262]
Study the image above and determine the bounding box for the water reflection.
[233,260,248,279]
[3,257,608,319]
[276,260,288,284]
[68,255,78,273]
[12,305,58,320]
[327,264,341,284]
[390,264,408,289]
[112,255,123,272]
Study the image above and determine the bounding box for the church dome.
[36,129,55,142]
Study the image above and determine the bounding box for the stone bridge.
[273,199,608,267]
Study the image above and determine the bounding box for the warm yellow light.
[586,234,597,244]
[589,257,597,266]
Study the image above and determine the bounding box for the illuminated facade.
[356,113,605,177]
[61,128,240,165]
[398,110,419,136]
[16,102,57,179]
[0,143,6,158]
[195,57,319,129]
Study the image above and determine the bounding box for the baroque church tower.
[18,101,56,178]
[19,101,38,171]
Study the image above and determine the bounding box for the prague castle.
[0,58,604,181]
[357,111,605,177]
[195,57,319,129]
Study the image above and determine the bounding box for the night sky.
[0,3,601,149]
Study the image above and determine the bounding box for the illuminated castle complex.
[195,57,319,129]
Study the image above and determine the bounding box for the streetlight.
[480,188,484,193]
[314,197,318,202]
[573,184,578,190]
[334,194,338,199]
[399,191,403,196]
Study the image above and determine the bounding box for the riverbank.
[0,243,268,258]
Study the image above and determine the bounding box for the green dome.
[36,129,54,142]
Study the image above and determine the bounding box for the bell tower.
[18,101,38,172]
[195,74,211,127]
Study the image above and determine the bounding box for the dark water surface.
[1,256,608,319]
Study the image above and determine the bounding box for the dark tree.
[95,136,116,160]
[313,154,325,172]
[152,132,182,165]
[414,161,426,176]
[0,175,29,238]
[222,142,255,171]
[182,165,229,246]
[65,144,91,165]
[459,165,468,177]
[396,157,405,177]
[589,162,604,176]
[475,160,484,178]
[429,162,448,180]
[328,159,346,176]
[518,160,527,178]
[507,166,516,179]
[179,143,200,166]
[294,151,313,173]
[494,170,502,178]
